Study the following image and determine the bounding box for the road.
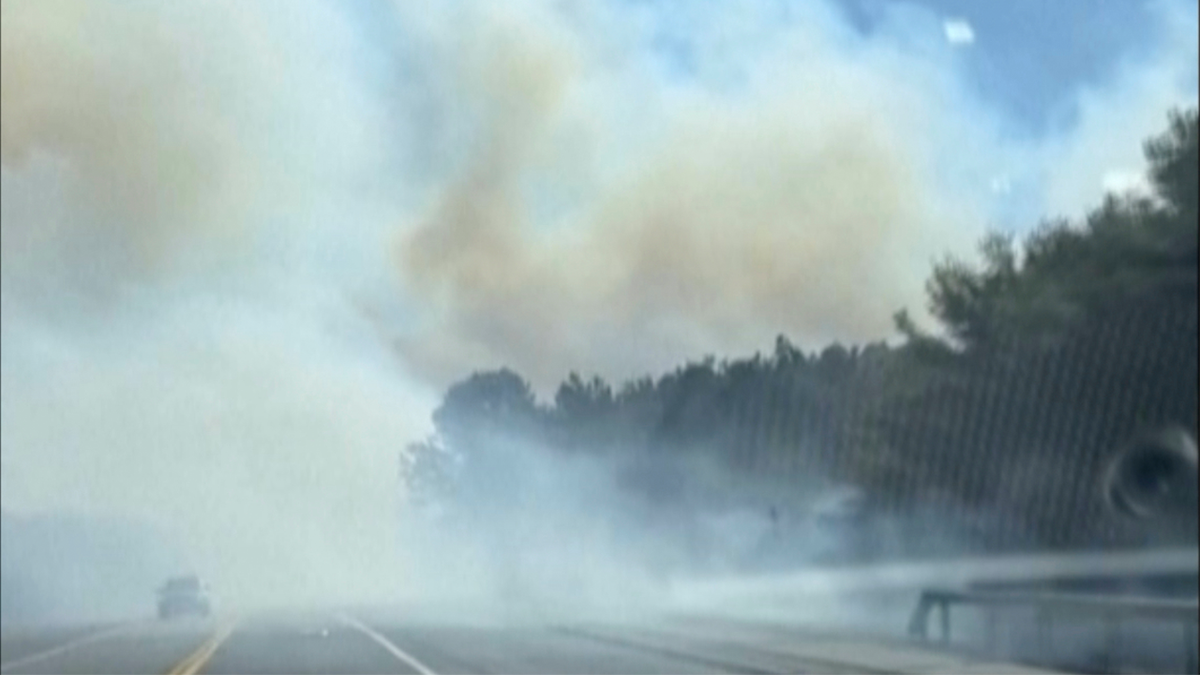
[1,611,1053,675]
[7,549,1195,674]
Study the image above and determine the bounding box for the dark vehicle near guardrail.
[156,575,211,620]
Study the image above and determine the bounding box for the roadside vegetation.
[404,108,1198,561]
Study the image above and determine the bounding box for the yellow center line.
[166,637,211,675]
[166,622,238,675]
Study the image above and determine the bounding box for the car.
[156,575,211,620]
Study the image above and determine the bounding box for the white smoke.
[2,0,420,612]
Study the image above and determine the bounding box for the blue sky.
[844,0,1172,132]
[635,0,1196,134]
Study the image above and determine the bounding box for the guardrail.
[908,588,1198,674]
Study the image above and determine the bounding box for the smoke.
[2,294,434,611]
[1,511,187,624]
[2,0,1197,626]
[391,0,1199,392]
[2,0,417,615]
[393,0,988,390]
[391,432,825,622]
[0,0,398,308]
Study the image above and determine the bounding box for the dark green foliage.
[1146,108,1199,228]
[433,368,540,451]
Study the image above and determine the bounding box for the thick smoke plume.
[2,0,416,615]
[391,0,1198,392]
[394,0,984,390]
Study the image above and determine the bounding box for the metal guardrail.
[908,588,1199,674]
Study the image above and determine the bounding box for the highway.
[6,548,1196,674]
[0,611,1053,675]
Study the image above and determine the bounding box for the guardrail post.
[1102,612,1120,674]
[1036,607,1051,664]
[985,607,997,657]
[1185,620,1197,675]
[940,599,951,645]
[908,593,932,641]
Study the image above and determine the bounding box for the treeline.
[405,108,1198,558]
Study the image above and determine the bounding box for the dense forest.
[403,108,1198,565]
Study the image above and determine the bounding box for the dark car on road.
[156,575,211,620]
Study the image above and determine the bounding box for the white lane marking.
[0,623,140,673]
[336,613,438,675]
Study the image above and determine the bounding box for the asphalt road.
[0,611,1054,675]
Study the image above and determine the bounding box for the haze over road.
[0,610,1052,675]
[6,550,1198,674]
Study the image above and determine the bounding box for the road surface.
[1,611,1053,675]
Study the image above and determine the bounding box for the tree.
[432,368,540,450]
[552,372,618,451]
[400,438,459,516]
[924,232,1020,351]
[1146,107,1199,226]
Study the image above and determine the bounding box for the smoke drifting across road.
[2,0,1197,621]
[2,0,421,614]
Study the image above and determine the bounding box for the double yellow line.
[166,622,238,675]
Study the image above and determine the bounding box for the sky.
[1,0,1197,607]
[843,0,1175,128]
